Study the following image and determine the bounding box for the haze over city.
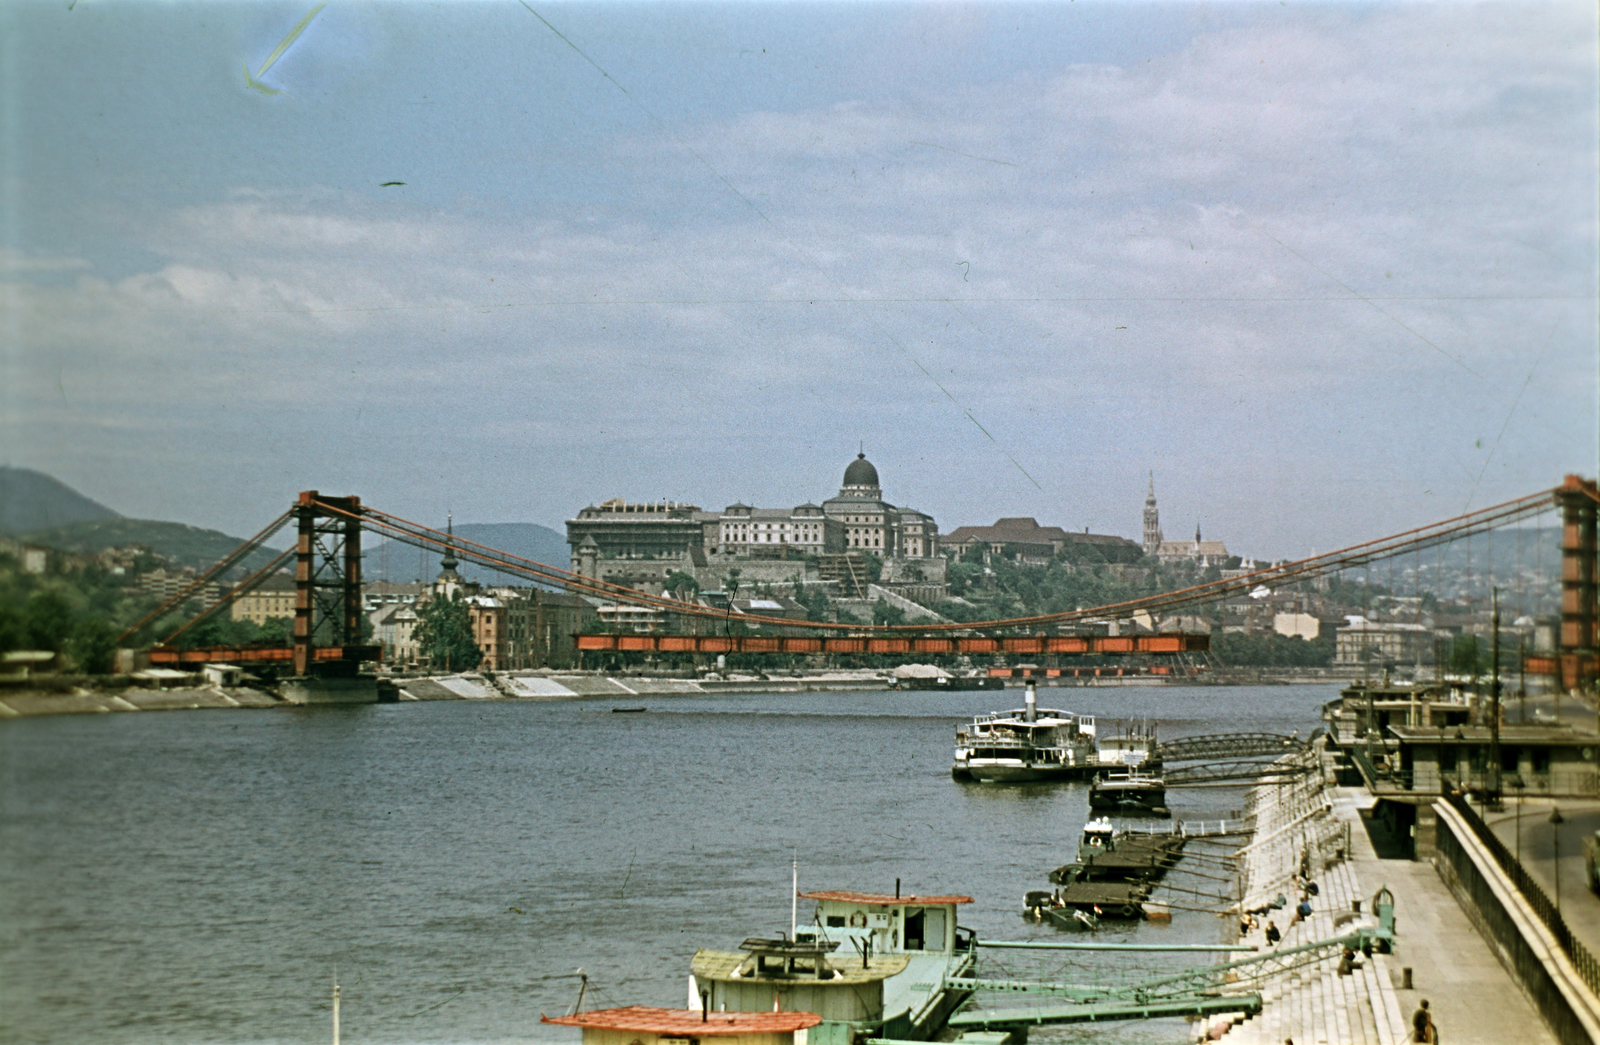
[4,1,1595,559]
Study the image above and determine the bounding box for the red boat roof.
[799,890,974,905]
[542,1007,822,1035]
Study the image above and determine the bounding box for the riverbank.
[0,665,1383,719]
[1201,745,1558,1044]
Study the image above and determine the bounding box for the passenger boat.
[950,681,1097,782]
[1087,771,1168,815]
[688,886,977,1041]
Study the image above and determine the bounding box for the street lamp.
[1511,777,1526,862]
[1551,805,1566,910]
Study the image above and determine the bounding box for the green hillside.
[18,519,286,573]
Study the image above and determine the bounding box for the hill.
[367,522,569,587]
[18,518,286,574]
[0,467,120,533]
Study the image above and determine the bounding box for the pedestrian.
[1413,999,1435,1043]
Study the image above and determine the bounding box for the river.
[0,684,1335,1045]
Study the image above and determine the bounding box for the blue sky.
[3,1,1595,559]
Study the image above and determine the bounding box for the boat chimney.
[1025,680,1037,723]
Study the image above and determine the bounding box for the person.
[1265,920,1280,945]
[1292,897,1313,924]
[1413,999,1435,1043]
[1337,947,1362,976]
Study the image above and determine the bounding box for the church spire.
[1142,473,1163,557]
[441,513,459,572]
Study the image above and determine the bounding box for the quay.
[0,669,906,718]
[1201,678,1600,1044]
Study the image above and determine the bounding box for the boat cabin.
[1081,817,1116,851]
[797,889,972,956]
[543,1006,822,1045]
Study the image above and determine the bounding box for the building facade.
[943,517,1142,565]
[818,453,939,558]
[231,573,296,626]
[566,452,940,588]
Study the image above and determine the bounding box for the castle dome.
[843,453,879,489]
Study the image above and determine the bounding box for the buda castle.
[566,453,940,593]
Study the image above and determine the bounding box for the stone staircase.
[1199,750,1412,1044]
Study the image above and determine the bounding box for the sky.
[2,0,1595,561]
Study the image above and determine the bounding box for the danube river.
[0,684,1335,1045]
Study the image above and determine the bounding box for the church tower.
[1143,473,1163,556]
[434,514,463,599]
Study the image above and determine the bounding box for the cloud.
[4,3,1594,551]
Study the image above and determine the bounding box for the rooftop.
[799,890,973,905]
[542,1006,822,1035]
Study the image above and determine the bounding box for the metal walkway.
[1153,733,1308,763]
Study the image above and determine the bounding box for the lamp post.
[1551,805,1566,911]
[1510,777,1525,862]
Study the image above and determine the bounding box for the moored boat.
[951,681,1097,782]
[1088,771,1168,815]
[689,887,977,1042]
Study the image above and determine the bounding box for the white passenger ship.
[950,680,1097,782]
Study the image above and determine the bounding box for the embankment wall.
[1433,800,1600,1045]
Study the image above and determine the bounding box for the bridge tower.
[290,491,368,695]
[1556,475,1598,692]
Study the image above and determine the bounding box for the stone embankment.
[1200,745,1559,1045]
[0,670,900,717]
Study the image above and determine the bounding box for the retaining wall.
[1433,800,1600,1045]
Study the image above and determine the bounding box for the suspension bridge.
[120,476,1598,696]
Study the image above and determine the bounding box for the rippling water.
[0,685,1334,1045]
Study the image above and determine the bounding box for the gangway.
[943,926,1390,1029]
[1164,761,1315,788]
[1153,733,1308,763]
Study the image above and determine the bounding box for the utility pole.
[1488,589,1501,808]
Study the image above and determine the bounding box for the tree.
[24,590,76,652]
[664,571,699,599]
[68,617,119,674]
[872,598,906,627]
[415,593,483,673]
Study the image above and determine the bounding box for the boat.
[893,673,1005,691]
[1048,817,1186,883]
[950,680,1097,782]
[689,887,978,1041]
[1091,718,1159,771]
[1024,881,1152,921]
[1088,771,1168,815]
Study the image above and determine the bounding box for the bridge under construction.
[121,476,1599,698]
